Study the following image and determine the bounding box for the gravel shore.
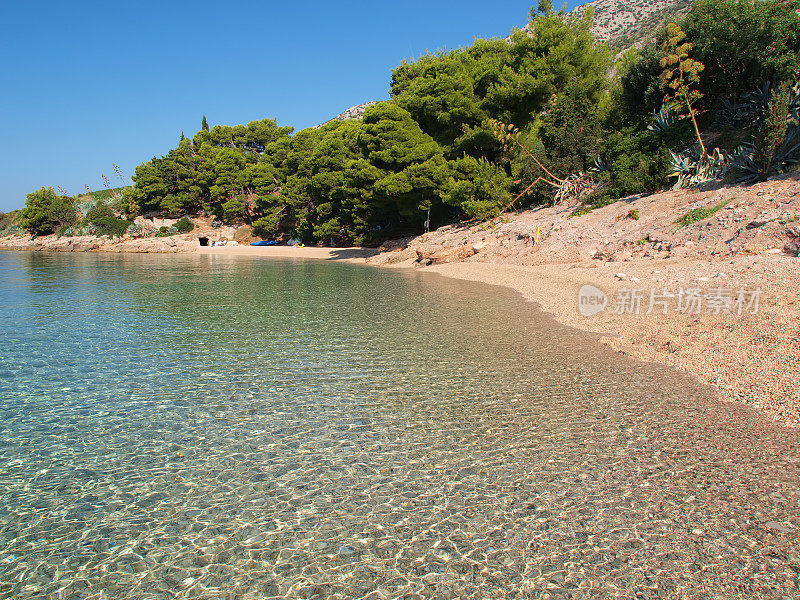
[366,176,800,427]
[401,256,799,427]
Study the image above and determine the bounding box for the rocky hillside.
[575,0,692,47]
[314,101,381,129]
[506,0,692,50]
[370,174,800,267]
[510,0,692,48]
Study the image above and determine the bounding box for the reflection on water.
[0,251,798,599]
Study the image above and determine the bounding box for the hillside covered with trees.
[11,0,800,246]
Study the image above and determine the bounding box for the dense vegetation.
[17,0,800,243]
[0,210,23,236]
[13,187,136,238]
[83,201,131,237]
[19,188,78,237]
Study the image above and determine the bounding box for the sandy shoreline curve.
[385,256,799,429]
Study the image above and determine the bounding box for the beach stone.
[415,244,478,265]
[766,521,793,533]
[193,554,213,567]
[748,213,778,228]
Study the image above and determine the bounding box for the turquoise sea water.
[0,251,798,600]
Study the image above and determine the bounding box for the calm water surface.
[0,251,798,600]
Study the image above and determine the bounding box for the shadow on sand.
[327,248,380,260]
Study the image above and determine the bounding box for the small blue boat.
[250,240,279,246]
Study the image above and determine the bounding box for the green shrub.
[442,157,512,221]
[568,206,593,219]
[621,44,668,122]
[20,187,78,236]
[85,202,131,238]
[598,129,672,199]
[683,0,800,108]
[727,84,800,183]
[674,199,731,227]
[89,216,130,237]
[156,226,179,237]
[174,216,194,233]
[623,1,800,120]
[627,209,640,220]
[754,83,793,179]
[537,80,604,180]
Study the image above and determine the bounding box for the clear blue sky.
[0,0,583,212]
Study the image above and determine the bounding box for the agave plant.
[713,97,752,128]
[754,79,800,126]
[127,223,148,237]
[590,155,607,174]
[669,148,698,189]
[788,80,800,125]
[554,173,597,204]
[647,107,676,134]
[727,143,761,183]
[778,126,800,162]
[729,125,800,183]
[713,79,800,131]
[742,81,774,117]
[669,146,727,190]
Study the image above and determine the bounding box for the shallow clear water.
[0,251,798,600]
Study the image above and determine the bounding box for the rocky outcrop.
[0,234,199,253]
[314,101,381,128]
[416,245,476,266]
[412,241,491,266]
[107,237,198,253]
[786,225,800,257]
